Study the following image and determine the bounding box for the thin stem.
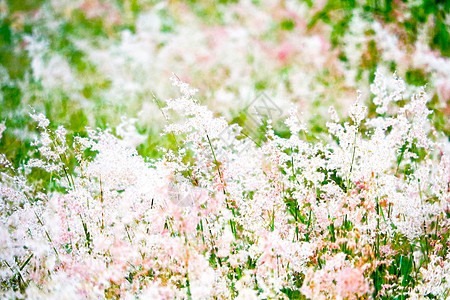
[34,211,59,257]
[347,130,357,189]
[153,93,179,146]
[100,176,104,230]
[206,133,238,238]
[206,133,223,182]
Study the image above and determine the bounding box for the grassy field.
[0,0,449,299]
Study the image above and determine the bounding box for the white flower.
[30,113,50,129]
[348,91,367,126]
[0,121,5,139]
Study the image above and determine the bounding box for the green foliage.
[280,18,296,31]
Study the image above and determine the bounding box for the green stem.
[347,130,357,189]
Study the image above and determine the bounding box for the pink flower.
[276,42,295,63]
[437,79,450,101]
[336,268,369,298]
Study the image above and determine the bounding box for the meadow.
[0,0,449,299]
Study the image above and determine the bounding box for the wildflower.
[30,113,50,129]
[336,268,369,299]
[348,91,367,126]
[0,121,5,139]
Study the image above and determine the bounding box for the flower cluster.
[0,1,449,299]
[1,72,449,299]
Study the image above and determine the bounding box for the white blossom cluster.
[1,72,449,299]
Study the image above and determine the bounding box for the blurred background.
[0,0,449,165]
